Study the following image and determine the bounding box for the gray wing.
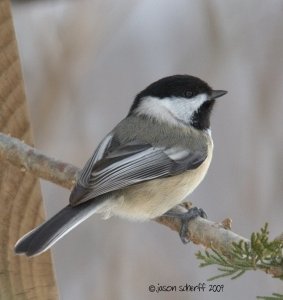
[78,132,114,187]
[70,138,207,206]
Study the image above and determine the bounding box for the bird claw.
[163,206,207,244]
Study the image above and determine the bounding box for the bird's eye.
[184,90,193,98]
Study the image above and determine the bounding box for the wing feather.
[78,133,114,186]
[70,140,207,206]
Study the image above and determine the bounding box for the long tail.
[15,197,105,257]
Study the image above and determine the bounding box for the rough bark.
[0,1,58,299]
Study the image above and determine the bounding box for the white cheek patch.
[163,94,207,123]
[134,96,180,125]
[135,94,208,125]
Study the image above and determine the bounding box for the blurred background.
[11,0,283,299]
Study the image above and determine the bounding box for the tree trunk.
[0,0,58,299]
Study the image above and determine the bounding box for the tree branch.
[0,133,78,189]
[0,132,282,277]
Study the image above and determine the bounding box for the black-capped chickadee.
[15,75,227,256]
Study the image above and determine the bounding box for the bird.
[15,74,227,256]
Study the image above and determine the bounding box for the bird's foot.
[163,207,207,244]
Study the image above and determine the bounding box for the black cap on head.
[138,75,212,98]
[129,75,212,114]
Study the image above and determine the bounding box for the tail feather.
[15,198,104,257]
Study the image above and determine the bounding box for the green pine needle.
[257,293,283,300]
[195,223,283,297]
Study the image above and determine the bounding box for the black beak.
[210,90,227,100]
